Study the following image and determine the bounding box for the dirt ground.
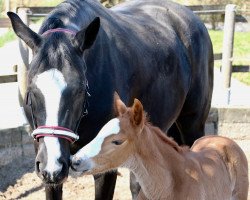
[0,140,249,200]
[0,155,132,200]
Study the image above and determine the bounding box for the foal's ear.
[131,99,144,127]
[114,92,127,116]
[73,17,100,53]
[7,12,42,51]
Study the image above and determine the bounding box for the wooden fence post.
[5,0,10,13]
[221,4,236,104]
[17,8,29,106]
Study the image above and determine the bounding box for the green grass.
[40,0,63,6]
[0,29,16,47]
[208,30,250,85]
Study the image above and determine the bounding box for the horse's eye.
[111,140,124,145]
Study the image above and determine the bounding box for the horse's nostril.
[36,161,41,173]
[41,170,49,180]
[58,158,68,171]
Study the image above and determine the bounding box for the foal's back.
[191,135,249,200]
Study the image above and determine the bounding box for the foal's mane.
[144,116,189,153]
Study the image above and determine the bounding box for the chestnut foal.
[72,95,249,200]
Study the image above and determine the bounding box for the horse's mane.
[144,114,189,153]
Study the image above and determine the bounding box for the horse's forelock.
[29,33,84,78]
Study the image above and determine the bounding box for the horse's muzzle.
[36,158,69,185]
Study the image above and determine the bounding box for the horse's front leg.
[94,170,117,200]
[45,184,63,200]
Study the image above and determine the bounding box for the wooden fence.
[0,18,11,27]
[0,4,249,103]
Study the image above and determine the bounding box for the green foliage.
[209,30,250,85]
[209,30,250,63]
[0,0,4,16]
[231,31,250,85]
[7,0,64,10]
[40,0,64,7]
[208,30,223,54]
[174,0,247,7]
[0,29,16,47]
[232,73,250,85]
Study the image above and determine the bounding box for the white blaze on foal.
[36,68,67,173]
[75,118,120,159]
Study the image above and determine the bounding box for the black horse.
[8,0,213,199]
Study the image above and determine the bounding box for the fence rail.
[0,18,11,28]
[0,73,17,83]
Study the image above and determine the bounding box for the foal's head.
[71,93,146,174]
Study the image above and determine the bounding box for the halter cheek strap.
[31,126,79,143]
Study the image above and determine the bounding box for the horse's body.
[8,0,213,199]
[72,96,249,200]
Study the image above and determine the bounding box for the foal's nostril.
[74,158,81,166]
[71,157,82,171]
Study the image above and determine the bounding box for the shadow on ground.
[0,156,34,192]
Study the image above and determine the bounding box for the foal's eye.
[111,140,124,145]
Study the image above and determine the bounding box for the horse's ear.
[114,92,127,116]
[131,98,144,127]
[7,12,41,51]
[73,17,100,53]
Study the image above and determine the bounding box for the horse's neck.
[41,0,112,32]
[124,125,185,199]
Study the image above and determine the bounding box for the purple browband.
[42,28,76,36]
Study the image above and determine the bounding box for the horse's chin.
[36,171,68,186]
[43,176,68,186]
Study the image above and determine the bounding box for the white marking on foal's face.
[75,118,121,158]
[36,69,67,174]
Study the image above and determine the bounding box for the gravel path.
[0,155,131,200]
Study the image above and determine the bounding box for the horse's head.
[71,93,146,175]
[8,12,100,185]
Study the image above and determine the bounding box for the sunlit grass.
[209,30,250,85]
[0,29,16,47]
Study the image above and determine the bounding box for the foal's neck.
[125,124,185,199]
